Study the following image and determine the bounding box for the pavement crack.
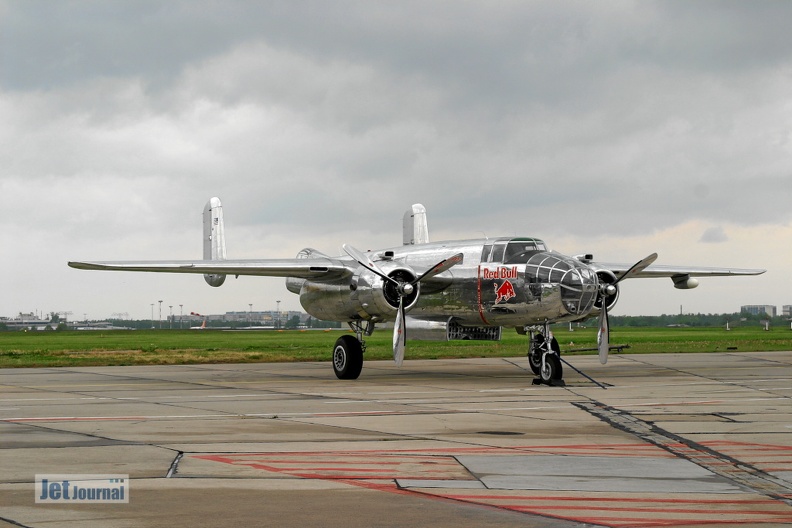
[0,515,34,528]
[574,401,792,507]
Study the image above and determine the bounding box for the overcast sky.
[1,0,790,322]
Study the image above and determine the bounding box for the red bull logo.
[494,280,516,304]
[482,266,518,280]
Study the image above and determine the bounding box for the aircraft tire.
[529,336,560,376]
[529,351,542,375]
[540,353,563,383]
[332,335,363,380]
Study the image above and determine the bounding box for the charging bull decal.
[494,280,516,304]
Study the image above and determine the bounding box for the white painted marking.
[0,397,99,402]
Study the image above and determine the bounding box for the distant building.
[741,305,777,317]
[783,305,792,317]
[169,310,310,328]
[0,312,59,331]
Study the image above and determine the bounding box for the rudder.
[402,203,429,245]
[203,197,227,287]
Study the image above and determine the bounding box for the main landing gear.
[528,324,564,386]
[332,322,373,380]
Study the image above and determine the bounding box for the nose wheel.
[529,330,564,385]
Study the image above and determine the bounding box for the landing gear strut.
[528,324,564,386]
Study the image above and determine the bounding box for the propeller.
[597,253,658,364]
[343,244,463,365]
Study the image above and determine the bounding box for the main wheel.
[332,335,363,380]
[540,353,563,383]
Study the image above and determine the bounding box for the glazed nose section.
[560,264,598,315]
[526,252,599,316]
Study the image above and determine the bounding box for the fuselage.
[290,237,602,327]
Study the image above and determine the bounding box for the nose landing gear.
[528,325,564,386]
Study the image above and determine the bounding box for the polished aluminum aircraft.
[69,198,765,384]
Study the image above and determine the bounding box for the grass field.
[0,325,790,368]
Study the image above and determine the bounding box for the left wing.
[68,258,354,280]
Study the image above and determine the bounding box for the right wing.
[68,258,354,280]
[591,261,766,280]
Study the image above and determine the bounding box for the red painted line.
[547,515,792,527]
[272,467,399,473]
[268,461,407,466]
[507,504,792,516]
[441,494,779,505]
[289,473,416,480]
[703,441,792,451]
[476,265,490,325]
[193,443,664,458]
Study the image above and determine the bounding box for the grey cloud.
[699,226,729,243]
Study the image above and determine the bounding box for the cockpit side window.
[491,242,507,263]
[480,244,493,263]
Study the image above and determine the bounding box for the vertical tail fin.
[402,203,429,245]
[203,197,227,287]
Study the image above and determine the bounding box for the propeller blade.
[596,253,653,365]
[393,298,406,366]
[597,307,610,364]
[342,244,394,284]
[615,253,658,284]
[412,253,464,284]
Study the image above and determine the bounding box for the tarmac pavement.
[1,351,792,527]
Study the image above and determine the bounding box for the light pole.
[169,305,173,329]
[179,304,183,329]
[158,300,163,329]
[248,303,252,327]
[276,300,281,329]
[151,304,154,329]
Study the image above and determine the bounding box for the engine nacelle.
[204,274,226,287]
[591,269,619,316]
[672,274,699,289]
[298,261,420,322]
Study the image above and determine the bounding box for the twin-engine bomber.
[69,198,765,384]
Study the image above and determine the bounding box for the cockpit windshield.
[481,238,548,263]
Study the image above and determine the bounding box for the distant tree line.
[594,311,789,328]
[3,311,787,332]
[100,317,343,330]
